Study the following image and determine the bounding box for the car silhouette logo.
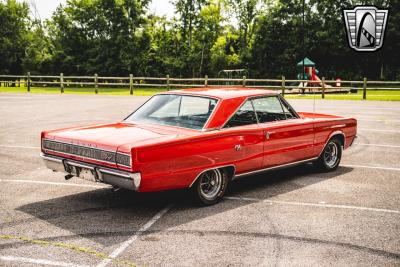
[343,6,389,52]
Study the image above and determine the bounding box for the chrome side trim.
[189,164,236,188]
[233,157,318,179]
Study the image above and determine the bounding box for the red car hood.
[44,122,193,153]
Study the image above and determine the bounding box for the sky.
[18,0,175,20]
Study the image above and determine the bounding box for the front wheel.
[193,168,229,206]
[315,138,342,171]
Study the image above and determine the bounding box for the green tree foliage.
[0,0,30,74]
[0,0,399,80]
[48,0,151,75]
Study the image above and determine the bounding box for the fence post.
[204,75,208,87]
[129,74,133,95]
[363,77,367,100]
[60,73,64,93]
[321,77,325,99]
[242,76,246,87]
[281,75,285,96]
[27,72,31,92]
[166,74,170,91]
[94,73,98,94]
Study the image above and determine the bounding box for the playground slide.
[314,75,332,87]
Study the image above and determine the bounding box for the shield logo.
[343,6,389,52]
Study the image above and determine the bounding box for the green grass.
[1,86,400,100]
[284,90,400,101]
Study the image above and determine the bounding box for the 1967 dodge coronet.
[41,87,357,205]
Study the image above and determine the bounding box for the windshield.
[125,94,218,130]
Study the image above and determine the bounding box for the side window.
[225,100,257,128]
[252,96,286,123]
[279,97,298,119]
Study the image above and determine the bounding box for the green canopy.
[297,57,315,67]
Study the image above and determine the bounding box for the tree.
[47,0,151,75]
[0,0,30,74]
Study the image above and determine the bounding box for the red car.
[41,87,357,205]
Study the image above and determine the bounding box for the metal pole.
[322,77,325,99]
[242,76,246,87]
[281,75,285,96]
[205,75,208,87]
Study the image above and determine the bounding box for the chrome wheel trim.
[199,169,222,200]
[324,142,339,168]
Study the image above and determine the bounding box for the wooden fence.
[0,73,399,99]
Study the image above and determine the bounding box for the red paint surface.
[42,88,357,192]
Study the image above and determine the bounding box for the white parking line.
[355,143,400,148]
[357,118,400,123]
[225,197,400,215]
[0,179,107,189]
[359,128,400,133]
[0,255,89,267]
[342,164,400,172]
[96,204,173,267]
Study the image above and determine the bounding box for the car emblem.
[343,6,389,52]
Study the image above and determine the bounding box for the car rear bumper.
[40,153,141,191]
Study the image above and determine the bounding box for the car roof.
[163,87,279,99]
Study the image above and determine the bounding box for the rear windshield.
[125,94,218,130]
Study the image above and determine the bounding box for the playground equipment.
[218,69,248,85]
[297,57,333,92]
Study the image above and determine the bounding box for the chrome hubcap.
[324,142,338,168]
[200,169,222,200]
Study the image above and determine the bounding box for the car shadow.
[6,164,353,248]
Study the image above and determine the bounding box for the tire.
[315,137,342,171]
[193,168,229,206]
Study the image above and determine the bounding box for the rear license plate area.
[64,163,96,182]
[78,167,96,182]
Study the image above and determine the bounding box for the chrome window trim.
[42,139,131,167]
[124,93,220,132]
[278,95,300,119]
[221,96,258,129]
[221,93,295,129]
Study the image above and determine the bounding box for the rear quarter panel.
[312,117,357,156]
[134,126,264,192]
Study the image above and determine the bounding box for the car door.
[223,99,264,174]
[252,95,315,168]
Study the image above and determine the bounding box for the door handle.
[265,131,274,140]
[234,144,241,151]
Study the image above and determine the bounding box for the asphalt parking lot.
[0,93,399,267]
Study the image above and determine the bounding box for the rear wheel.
[193,168,229,205]
[315,138,342,171]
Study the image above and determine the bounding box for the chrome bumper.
[40,153,141,191]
